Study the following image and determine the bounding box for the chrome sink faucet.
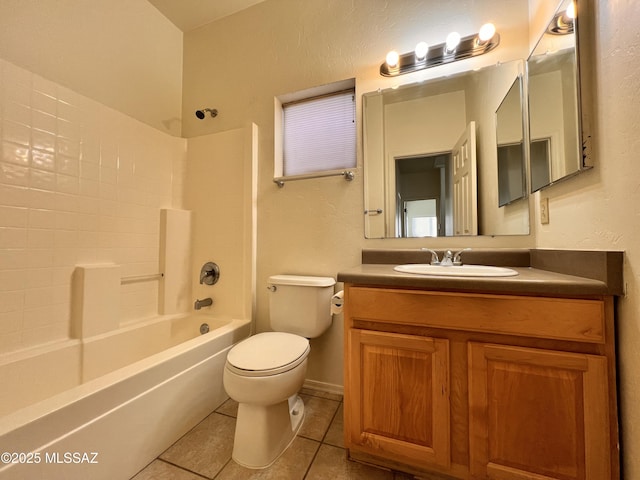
[440,250,454,266]
[194,297,213,310]
[421,248,472,266]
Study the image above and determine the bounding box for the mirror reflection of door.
[394,153,450,238]
[403,199,439,237]
[453,121,478,236]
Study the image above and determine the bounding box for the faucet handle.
[453,248,472,266]
[421,248,440,265]
[200,262,220,285]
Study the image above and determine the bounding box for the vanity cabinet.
[343,284,619,480]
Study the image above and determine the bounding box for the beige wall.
[0,0,184,136]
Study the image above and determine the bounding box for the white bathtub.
[0,313,250,480]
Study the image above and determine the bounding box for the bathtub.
[0,313,250,480]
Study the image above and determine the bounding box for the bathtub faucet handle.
[200,262,220,285]
[194,297,213,310]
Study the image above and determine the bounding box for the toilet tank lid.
[268,275,335,287]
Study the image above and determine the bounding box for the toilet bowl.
[223,274,336,469]
[223,331,310,468]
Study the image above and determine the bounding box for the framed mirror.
[527,0,589,192]
[363,59,529,238]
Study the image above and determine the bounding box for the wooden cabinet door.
[468,343,611,480]
[347,329,450,469]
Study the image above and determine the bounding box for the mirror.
[364,60,529,238]
[496,77,526,207]
[528,0,587,191]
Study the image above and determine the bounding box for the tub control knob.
[200,262,220,285]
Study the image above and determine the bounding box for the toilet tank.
[268,275,336,338]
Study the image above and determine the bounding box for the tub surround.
[159,209,193,315]
[339,248,622,479]
[71,264,121,339]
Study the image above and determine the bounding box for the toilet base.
[232,394,305,469]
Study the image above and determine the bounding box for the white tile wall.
[0,59,187,354]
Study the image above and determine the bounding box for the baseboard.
[303,379,344,396]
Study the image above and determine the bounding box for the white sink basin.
[393,264,519,277]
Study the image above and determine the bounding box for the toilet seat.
[226,332,310,377]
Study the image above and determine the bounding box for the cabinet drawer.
[347,287,605,343]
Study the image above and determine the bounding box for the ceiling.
[147,0,267,32]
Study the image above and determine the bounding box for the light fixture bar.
[380,31,500,77]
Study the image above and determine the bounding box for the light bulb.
[478,23,496,42]
[414,42,429,61]
[566,2,576,19]
[445,32,461,53]
[386,50,399,68]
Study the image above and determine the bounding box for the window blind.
[282,90,356,177]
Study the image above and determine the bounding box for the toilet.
[223,274,336,469]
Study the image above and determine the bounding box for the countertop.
[337,249,624,296]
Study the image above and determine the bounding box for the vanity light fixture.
[547,2,575,35]
[385,50,400,68]
[414,41,429,61]
[380,23,499,77]
[478,23,497,44]
[445,32,461,53]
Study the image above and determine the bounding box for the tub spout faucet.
[194,297,213,310]
[421,248,440,265]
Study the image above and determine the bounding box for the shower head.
[195,108,218,119]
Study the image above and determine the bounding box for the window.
[276,82,356,179]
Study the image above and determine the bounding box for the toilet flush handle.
[267,285,277,292]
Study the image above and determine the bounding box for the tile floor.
[131,387,416,480]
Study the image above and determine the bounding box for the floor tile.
[305,444,394,479]
[323,403,344,448]
[215,436,320,480]
[215,397,238,418]
[160,412,235,479]
[298,394,341,441]
[133,388,420,480]
[130,459,205,480]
